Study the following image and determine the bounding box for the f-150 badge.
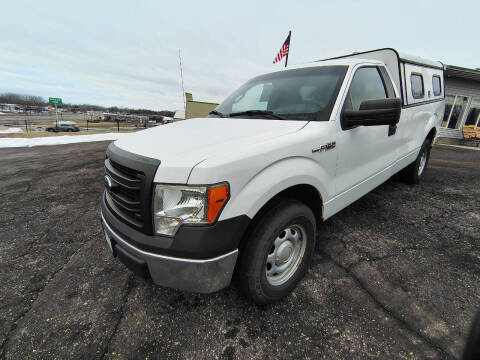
[312,142,336,153]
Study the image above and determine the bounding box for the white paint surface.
[0,132,126,148]
[0,127,23,134]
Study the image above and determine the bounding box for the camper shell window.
[432,75,442,96]
[411,73,424,99]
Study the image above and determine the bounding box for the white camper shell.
[321,48,444,107]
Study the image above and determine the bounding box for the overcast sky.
[1,0,478,110]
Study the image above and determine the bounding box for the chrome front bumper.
[100,213,238,293]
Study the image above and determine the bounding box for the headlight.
[153,183,229,236]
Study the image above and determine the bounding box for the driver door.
[334,65,398,211]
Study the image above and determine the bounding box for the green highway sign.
[49,97,62,105]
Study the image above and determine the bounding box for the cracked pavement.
[1,142,479,359]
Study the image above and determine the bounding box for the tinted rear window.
[411,74,424,99]
[432,75,442,96]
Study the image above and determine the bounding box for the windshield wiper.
[228,110,285,120]
[208,110,225,117]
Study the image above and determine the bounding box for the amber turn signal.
[206,184,229,222]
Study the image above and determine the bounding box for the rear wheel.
[400,138,431,184]
[235,200,316,304]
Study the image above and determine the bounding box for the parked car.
[100,48,445,304]
[46,122,80,132]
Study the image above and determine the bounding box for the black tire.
[235,199,316,304]
[464,309,480,360]
[400,138,431,184]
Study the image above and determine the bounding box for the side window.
[411,73,424,99]
[348,67,387,110]
[378,67,396,98]
[432,75,442,96]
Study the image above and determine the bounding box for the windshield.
[215,66,347,121]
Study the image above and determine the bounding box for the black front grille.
[110,159,140,179]
[105,158,144,226]
[104,143,161,235]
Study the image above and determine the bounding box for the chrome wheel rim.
[265,225,307,286]
[418,149,427,176]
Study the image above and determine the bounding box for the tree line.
[0,92,174,117]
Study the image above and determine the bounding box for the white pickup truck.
[101,48,445,304]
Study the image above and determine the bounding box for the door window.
[348,67,387,110]
[378,67,396,97]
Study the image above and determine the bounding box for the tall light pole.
[178,49,186,118]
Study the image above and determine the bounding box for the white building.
[173,110,185,121]
[440,65,480,140]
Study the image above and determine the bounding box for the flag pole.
[284,30,291,68]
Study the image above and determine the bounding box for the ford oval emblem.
[104,175,113,189]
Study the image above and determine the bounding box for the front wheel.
[400,138,431,184]
[235,200,316,304]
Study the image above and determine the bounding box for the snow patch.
[0,127,23,134]
[0,132,127,148]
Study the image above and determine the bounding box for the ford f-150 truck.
[101,48,445,304]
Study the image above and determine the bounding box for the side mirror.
[343,98,402,127]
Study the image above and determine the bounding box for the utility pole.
[178,49,186,119]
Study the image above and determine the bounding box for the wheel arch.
[252,183,323,226]
[236,183,323,253]
[426,127,436,145]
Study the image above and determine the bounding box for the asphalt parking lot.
[1,142,479,359]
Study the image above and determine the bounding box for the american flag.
[273,33,291,64]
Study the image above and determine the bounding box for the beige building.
[185,92,219,119]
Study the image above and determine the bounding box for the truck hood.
[113,117,307,183]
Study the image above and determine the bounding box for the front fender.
[219,156,333,221]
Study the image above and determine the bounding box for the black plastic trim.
[402,98,444,109]
[106,143,160,235]
[114,244,151,279]
[102,192,251,259]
